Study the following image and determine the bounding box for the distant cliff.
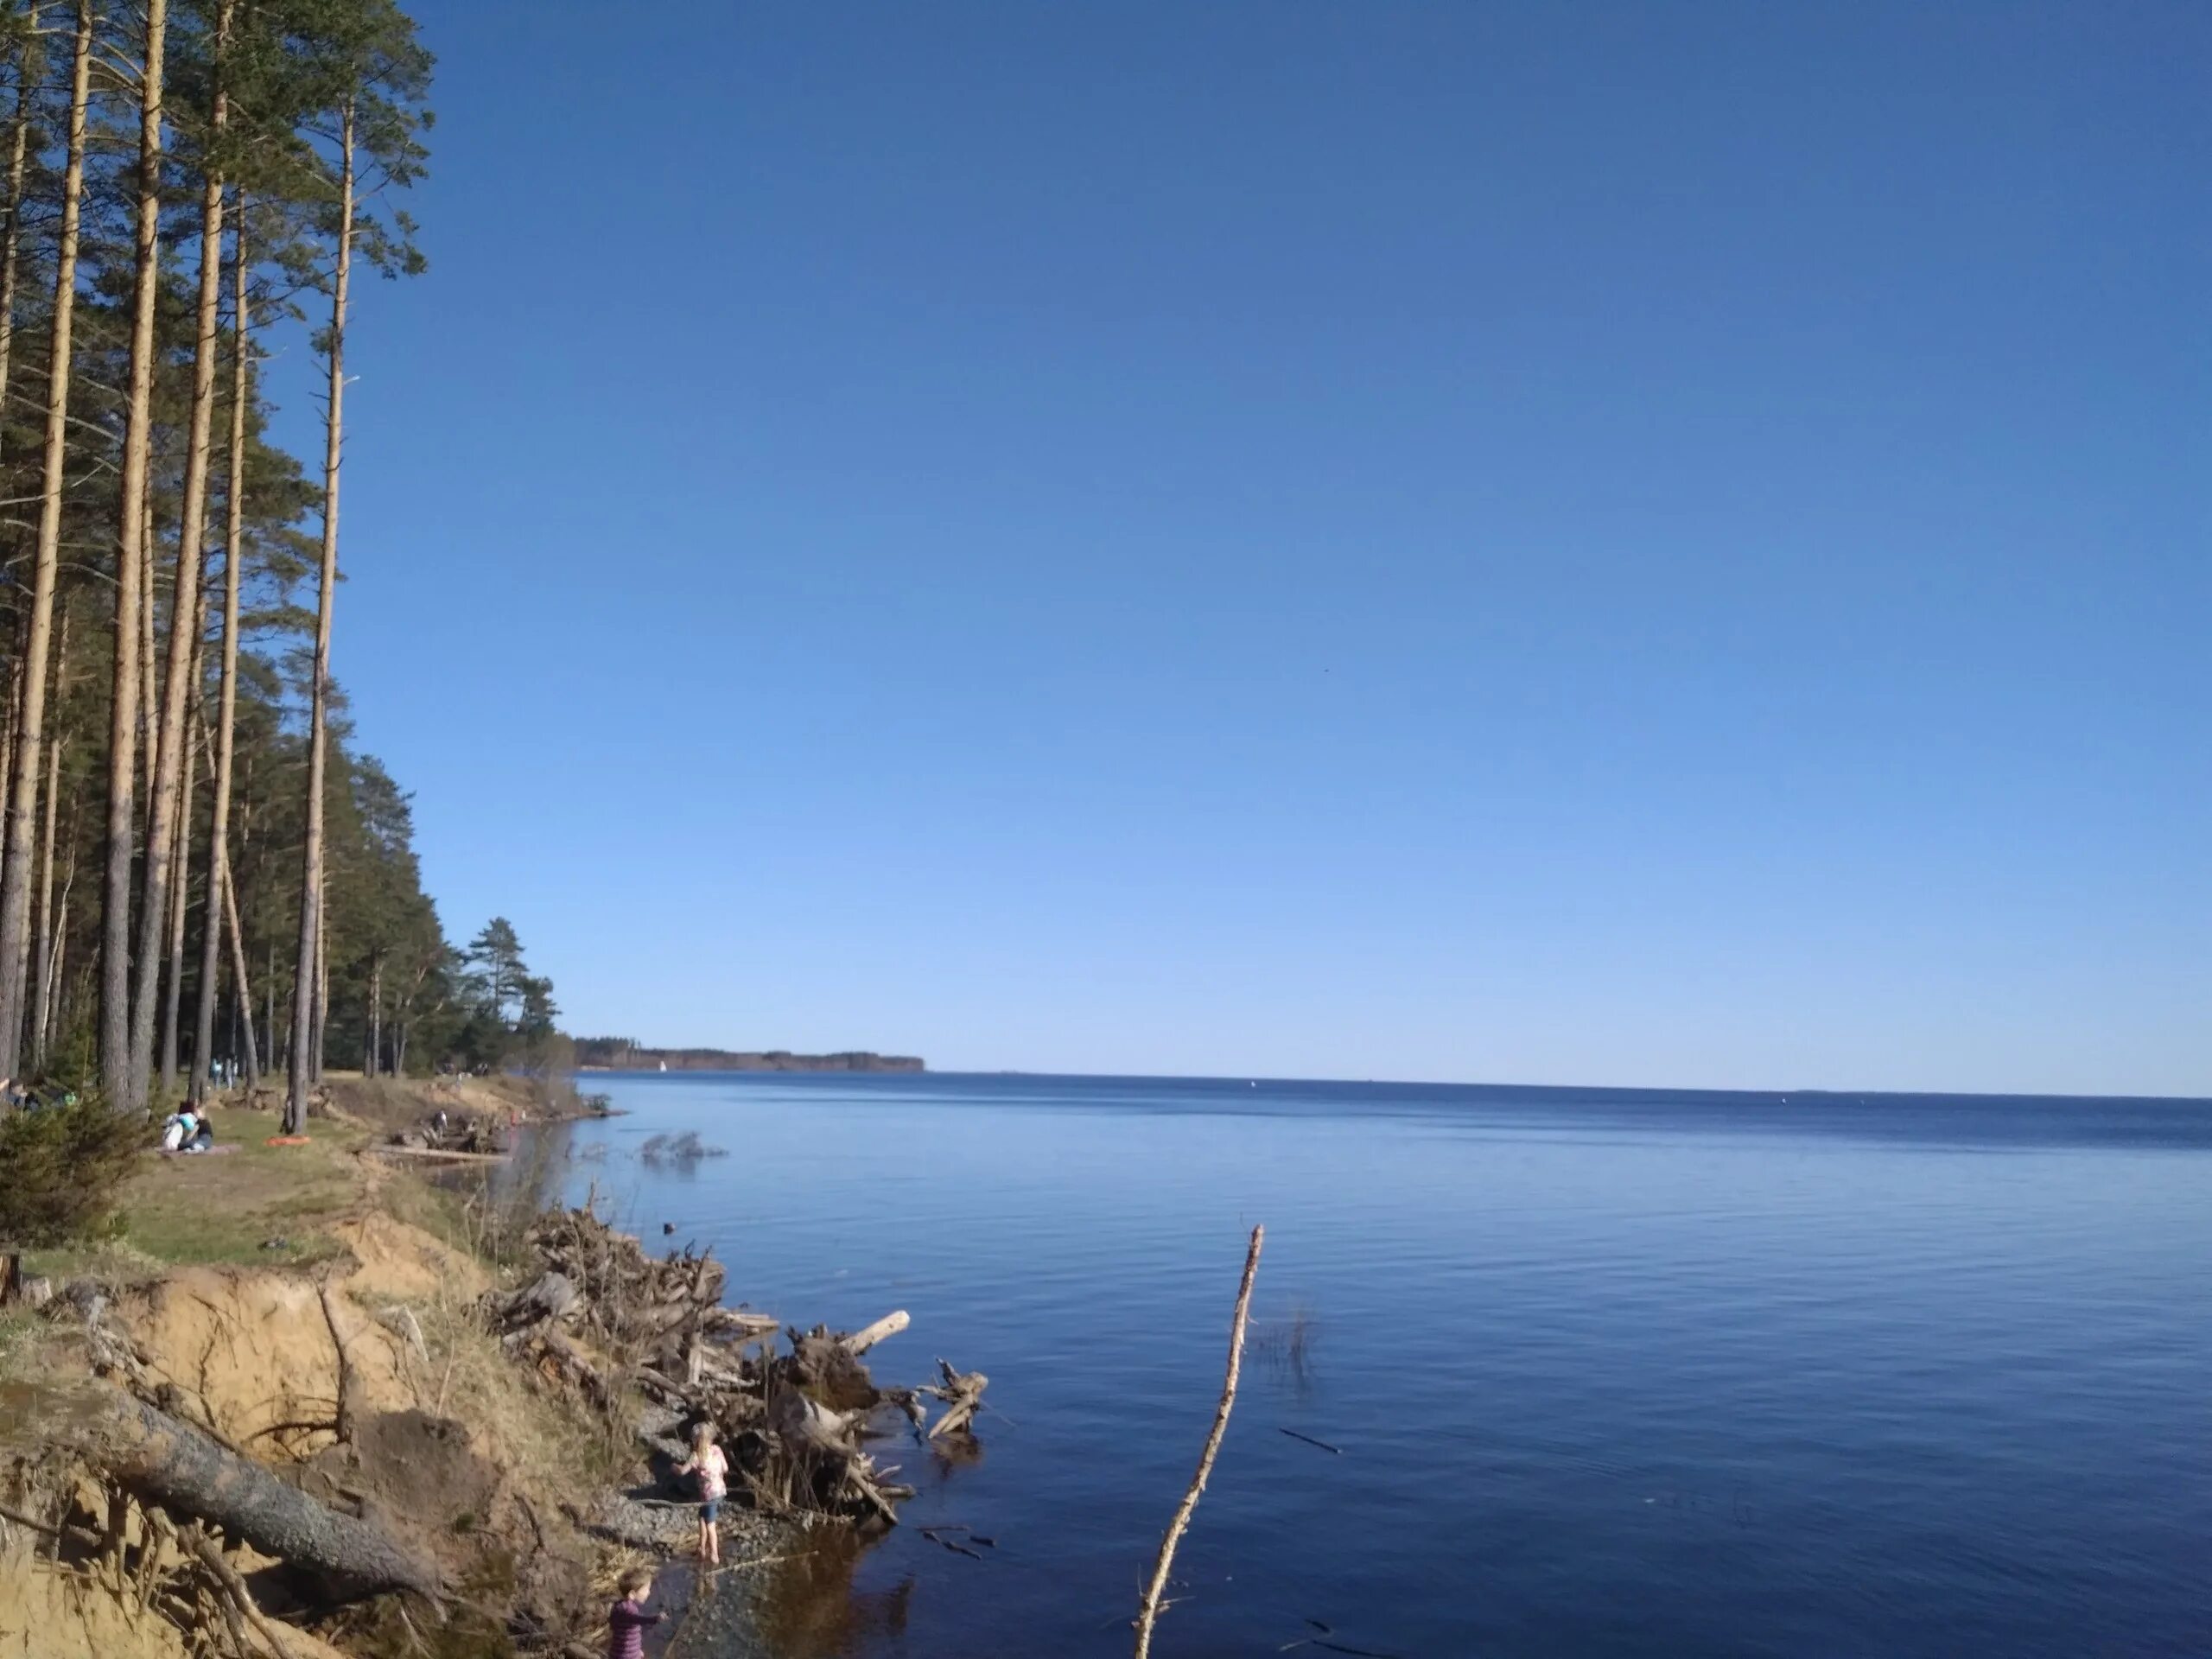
[573,1038,924,1074]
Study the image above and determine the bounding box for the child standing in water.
[676,1421,728,1566]
[606,1567,661,1659]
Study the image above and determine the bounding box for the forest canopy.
[0,0,554,1125]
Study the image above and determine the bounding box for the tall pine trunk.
[192,199,249,1104]
[0,27,35,830]
[158,598,207,1092]
[287,105,353,1134]
[0,32,33,435]
[29,609,69,1067]
[0,1,92,1078]
[220,842,257,1087]
[42,817,76,1063]
[103,0,169,1109]
[313,888,327,1083]
[132,0,226,1103]
[1,632,22,832]
[40,853,73,1063]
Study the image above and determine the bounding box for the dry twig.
[1132,1224,1263,1659]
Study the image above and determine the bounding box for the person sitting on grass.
[183,1112,214,1154]
[606,1566,662,1659]
[675,1421,728,1566]
[160,1107,198,1153]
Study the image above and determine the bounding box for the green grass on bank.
[22,1118,378,1280]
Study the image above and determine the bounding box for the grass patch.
[378,1163,479,1254]
[20,1121,378,1274]
[0,1307,43,1386]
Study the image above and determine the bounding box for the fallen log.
[367,1145,509,1164]
[487,1270,581,1332]
[770,1385,859,1456]
[839,1310,909,1356]
[702,1308,781,1340]
[66,1386,441,1602]
[842,1459,903,1527]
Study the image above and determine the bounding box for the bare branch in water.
[1133,1223,1263,1659]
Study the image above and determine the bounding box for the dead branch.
[839,1310,909,1355]
[314,1282,360,1446]
[182,1525,302,1659]
[1133,1224,1263,1659]
[920,1359,989,1440]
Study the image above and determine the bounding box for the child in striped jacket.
[607,1567,662,1659]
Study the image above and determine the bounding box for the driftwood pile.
[486,1205,986,1529]
[389,1112,505,1157]
[486,1205,778,1378]
[638,1130,727,1166]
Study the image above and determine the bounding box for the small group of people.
[601,1421,729,1657]
[158,1105,215,1154]
[0,1075,73,1114]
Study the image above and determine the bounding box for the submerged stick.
[1133,1224,1263,1659]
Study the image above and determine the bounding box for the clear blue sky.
[288,1,2210,1094]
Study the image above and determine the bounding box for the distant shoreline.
[575,1043,923,1074]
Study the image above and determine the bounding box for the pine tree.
[134,0,234,1103]
[189,192,249,1103]
[0,0,90,1077]
[466,918,524,1027]
[283,0,428,1132]
[101,0,171,1112]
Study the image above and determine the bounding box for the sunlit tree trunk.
[312,881,327,1083]
[41,824,76,1063]
[286,103,353,1134]
[0,1,91,1078]
[133,0,227,1103]
[157,707,199,1090]
[139,499,158,833]
[103,0,170,1109]
[157,600,207,1094]
[220,845,257,1088]
[29,609,70,1067]
[192,199,249,1105]
[0,31,35,869]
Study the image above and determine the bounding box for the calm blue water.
[555,1073,2212,1658]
